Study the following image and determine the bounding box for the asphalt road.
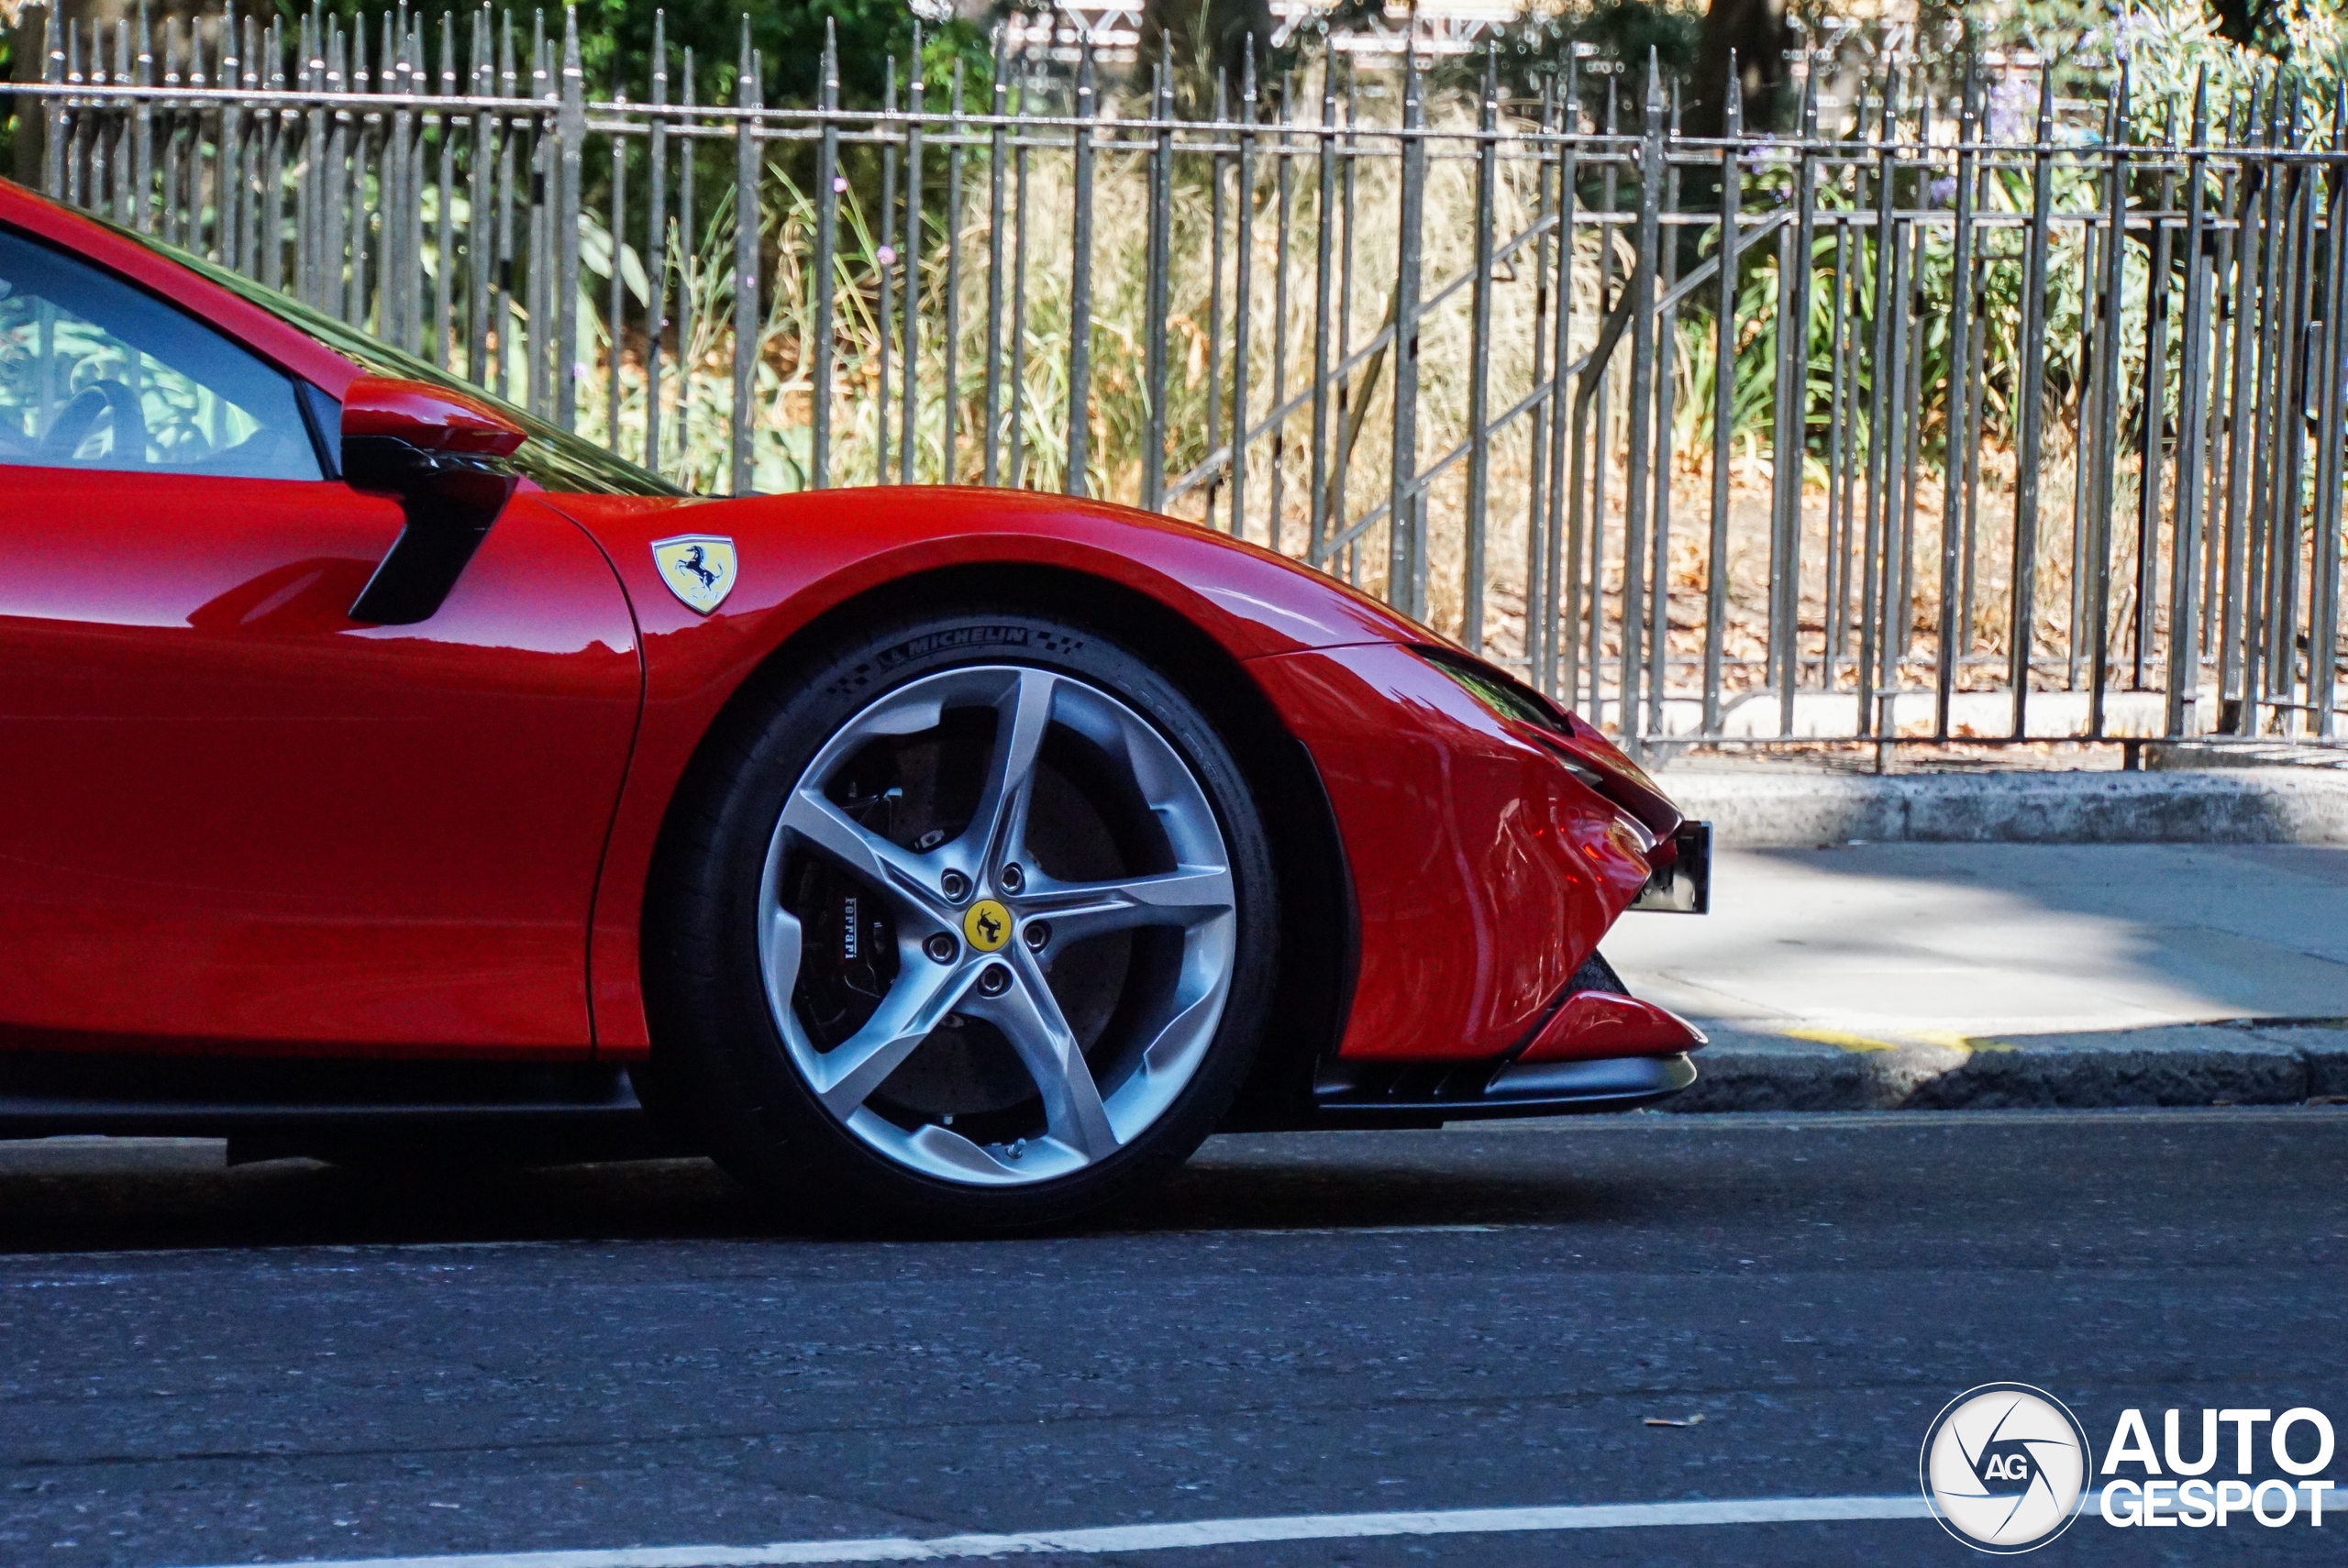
[4,1109,2345,1568]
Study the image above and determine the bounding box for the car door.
[0,225,641,1056]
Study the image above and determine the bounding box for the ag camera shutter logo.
[1920,1384,2093,1552]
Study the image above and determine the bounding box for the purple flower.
[1987,75,2033,144]
[1928,174,1957,205]
[875,244,898,267]
[833,176,849,193]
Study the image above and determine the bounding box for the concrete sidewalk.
[1656,765,2348,847]
[1602,843,2348,1110]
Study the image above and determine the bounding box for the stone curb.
[1663,1021,2348,1113]
[1656,767,2348,848]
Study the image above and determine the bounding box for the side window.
[0,226,323,480]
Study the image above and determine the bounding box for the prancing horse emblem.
[650,535,737,614]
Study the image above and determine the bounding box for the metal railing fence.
[9,4,2348,754]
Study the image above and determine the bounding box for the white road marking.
[166,1494,1937,1568]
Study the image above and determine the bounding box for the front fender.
[542,486,1428,1052]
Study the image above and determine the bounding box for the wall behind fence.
[12,3,2347,752]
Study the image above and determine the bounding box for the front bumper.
[1311,1052,1699,1127]
[1246,642,1661,1063]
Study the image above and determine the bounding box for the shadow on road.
[0,1129,1655,1253]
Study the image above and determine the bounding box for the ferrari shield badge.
[651,535,737,614]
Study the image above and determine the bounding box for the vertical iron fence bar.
[131,10,152,233]
[2168,74,2215,737]
[432,15,454,369]
[943,61,964,482]
[1308,59,1337,558]
[645,10,670,470]
[1388,48,1426,617]
[809,22,837,486]
[1860,74,1897,735]
[1705,62,1742,734]
[1778,72,1818,734]
[263,16,284,294]
[2010,64,2047,736]
[878,66,897,482]
[315,25,338,317]
[1936,70,1977,739]
[1896,206,1925,685]
[2220,95,2265,730]
[376,17,397,344]
[154,17,174,243]
[1770,212,1796,691]
[982,30,1010,488]
[1205,70,1226,531]
[2244,87,2284,731]
[729,26,759,494]
[1549,57,1579,702]
[159,18,180,247]
[526,21,550,416]
[1585,82,1618,721]
[1140,47,1173,508]
[1232,53,1257,536]
[677,48,696,480]
[1269,80,1294,553]
[2087,72,2132,734]
[40,10,62,200]
[1618,56,1663,751]
[1825,193,1854,692]
[1648,83,1683,737]
[1523,78,1555,681]
[404,23,427,359]
[1065,39,1096,497]
[1960,239,1987,660]
[494,22,518,404]
[1337,64,1358,582]
[2203,115,2239,658]
[2240,84,2286,731]
[2132,105,2178,689]
[1006,68,1029,489]
[2314,89,2348,736]
[900,28,924,485]
[2270,106,2316,726]
[604,93,625,450]
[1463,46,1498,655]
[467,10,493,389]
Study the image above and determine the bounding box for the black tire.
[645,606,1279,1233]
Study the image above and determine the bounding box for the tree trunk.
[1687,0,1792,140]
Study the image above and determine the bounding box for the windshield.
[95,216,681,498]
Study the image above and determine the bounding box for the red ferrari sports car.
[0,176,1709,1230]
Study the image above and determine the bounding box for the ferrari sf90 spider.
[0,177,1709,1231]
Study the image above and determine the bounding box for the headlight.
[1413,646,1628,806]
[1413,646,1571,736]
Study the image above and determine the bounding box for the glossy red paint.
[341,376,527,456]
[534,486,1434,1052]
[1243,641,1656,1062]
[0,475,637,1056]
[1515,991,1708,1063]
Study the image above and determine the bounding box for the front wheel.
[647,609,1278,1232]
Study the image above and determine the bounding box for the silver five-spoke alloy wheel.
[755,665,1238,1187]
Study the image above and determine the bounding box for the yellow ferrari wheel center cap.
[963,899,1013,953]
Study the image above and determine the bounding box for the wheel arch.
[638,560,1356,1132]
